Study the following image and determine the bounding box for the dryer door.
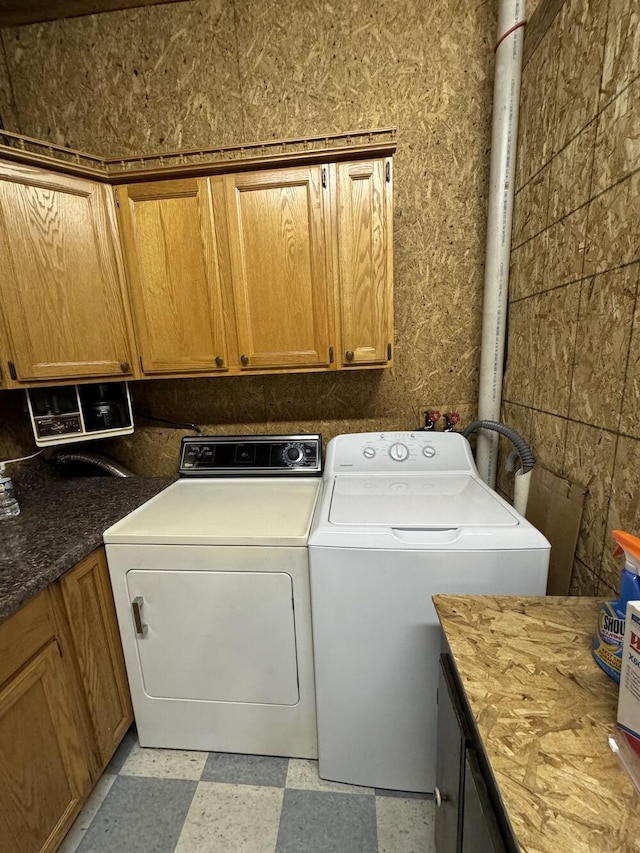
[126,569,300,705]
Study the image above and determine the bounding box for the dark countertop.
[0,467,172,622]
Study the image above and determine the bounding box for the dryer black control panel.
[178,434,322,477]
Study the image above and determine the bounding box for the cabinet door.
[435,654,470,853]
[117,178,229,374]
[336,158,393,366]
[0,161,136,382]
[59,548,133,770]
[223,167,331,370]
[461,750,508,853]
[0,640,91,853]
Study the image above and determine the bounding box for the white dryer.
[308,430,549,793]
[104,434,322,759]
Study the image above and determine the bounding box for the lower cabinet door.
[60,548,133,771]
[435,654,469,853]
[0,640,91,853]
[461,750,508,853]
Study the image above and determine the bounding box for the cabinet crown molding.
[0,127,397,184]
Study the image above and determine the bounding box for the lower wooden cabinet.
[58,548,133,768]
[0,548,133,853]
[435,654,516,853]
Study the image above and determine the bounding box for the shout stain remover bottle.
[592,530,640,683]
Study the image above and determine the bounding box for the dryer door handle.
[132,596,149,637]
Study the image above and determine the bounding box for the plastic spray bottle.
[592,530,640,683]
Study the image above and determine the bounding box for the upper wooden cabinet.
[116,178,229,375]
[221,167,332,371]
[335,158,393,367]
[0,143,394,385]
[0,161,137,384]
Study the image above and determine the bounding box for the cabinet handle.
[120,361,130,373]
[215,356,224,368]
[132,596,148,637]
[434,787,447,807]
[241,354,249,366]
[345,350,354,362]
[7,361,17,380]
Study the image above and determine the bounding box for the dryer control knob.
[423,445,436,458]
[363,446,376,459]
[388,442,409,462]
[283,443,305,465]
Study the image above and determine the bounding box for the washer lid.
[104,478,322,545]
[327,475,519,528]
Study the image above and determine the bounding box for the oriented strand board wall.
[0,0,496,468]
[505,0,640,595]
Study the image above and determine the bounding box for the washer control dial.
[363,446,376,459]
[283,442,305,466]
[388,442,410,462]
[422,445,436,458]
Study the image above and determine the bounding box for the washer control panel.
[179,434,322,477]
[332,431,474,474]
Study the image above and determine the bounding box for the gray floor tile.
[276,789,377,853]
[376,796,436,853]
[76,775,197,853]
[201,752,289,787]
[375,787,430,800]
[104,724,137,774]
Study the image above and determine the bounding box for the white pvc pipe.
[513,468,532,517]
[476,0,526,488]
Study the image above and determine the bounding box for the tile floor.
[59,726,436,853]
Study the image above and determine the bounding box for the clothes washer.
[308,430,550,792]
[104,434,322,758]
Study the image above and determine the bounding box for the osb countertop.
[434,595,640,853]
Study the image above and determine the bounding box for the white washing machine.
[308,430,550,792]
[104,434,322,759]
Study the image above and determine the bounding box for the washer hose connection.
[461,420,535,474]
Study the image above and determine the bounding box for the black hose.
[461,420,535,474]
[51,450,135,478]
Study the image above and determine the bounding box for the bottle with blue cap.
[592,530,640,683]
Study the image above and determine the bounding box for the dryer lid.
[327,475,519,528]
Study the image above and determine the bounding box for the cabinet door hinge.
[387,343,392,361]
[113,187,120,208]
[385,161,391,182]
[329,346,334,364]
[322,167,327,188]
[8,361,17,380]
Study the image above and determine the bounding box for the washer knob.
[423,445,436,458]
[388,442,409,462]
[363,446,376,459]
